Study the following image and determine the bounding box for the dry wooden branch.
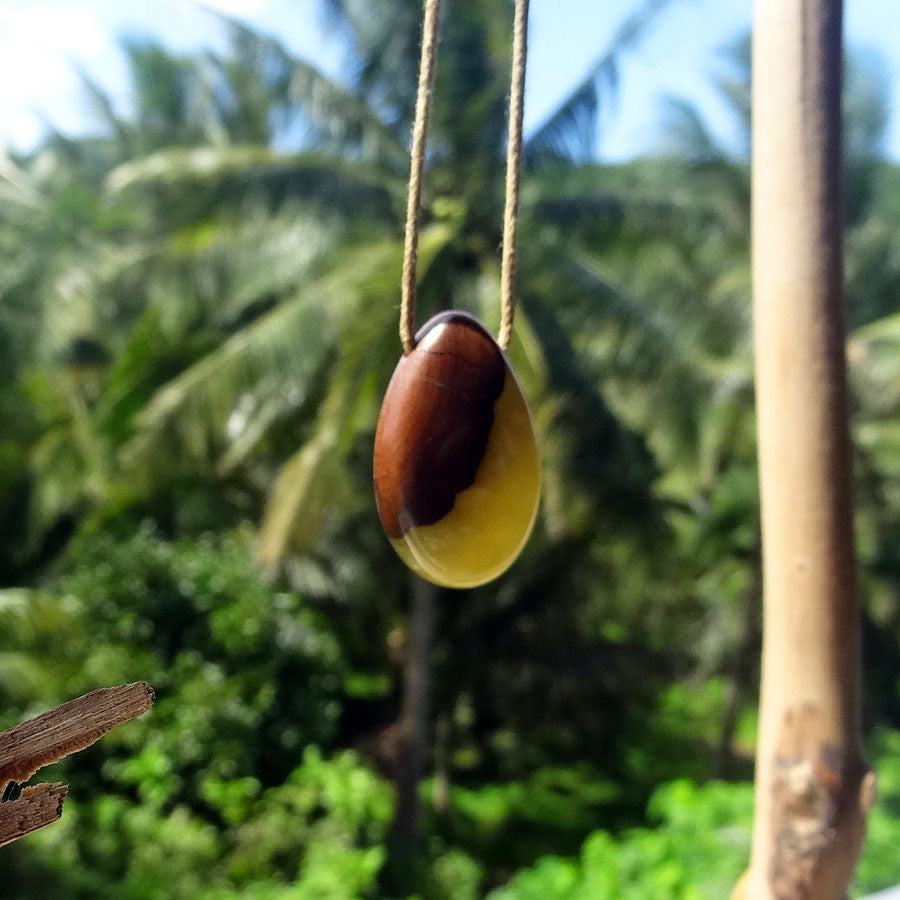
[0,783,68,848]
[0,682,154,847]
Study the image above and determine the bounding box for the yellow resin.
[390,369,540,588]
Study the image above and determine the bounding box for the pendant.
[373,311,541,588]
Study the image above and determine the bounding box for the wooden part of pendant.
[373,311,541,588]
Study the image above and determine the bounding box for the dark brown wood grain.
[374,311,505,538]
[0,783,67,848]
[0,682,154,847]
[0,682,155,791]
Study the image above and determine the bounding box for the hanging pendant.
[374,311,540,588]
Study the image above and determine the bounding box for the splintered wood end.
[0,782,68,847]
[0,682,155,789]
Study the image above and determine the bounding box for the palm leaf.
[105,144,403,195]
[257,427,347,568]
[75,65,134,155]
[256,223,456,566]
[202,6,409,168]
[129,223,453,473]
[105,146,404,223]
[0,154,41,208]
[124,265,343,469]
[528,161,748,242]
[317,0,424,130]
[661,98,728,164]
[562,248,692,374]
[525,0,675,167]
[528,246,724,470]
[518,292,662,535]
[288,58,410,168]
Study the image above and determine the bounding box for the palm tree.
[120,2,687,872]
[2,2,687,887]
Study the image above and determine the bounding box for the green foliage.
[0,525,394,899]
[855,731,900,895]
[12,747,393,900]
[2,524,343,742]
[487,779,752,900]
[488,730,900,900]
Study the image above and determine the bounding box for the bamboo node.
[769,705,872,900]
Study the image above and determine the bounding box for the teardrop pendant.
[374,311,541,588]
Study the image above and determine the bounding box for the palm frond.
[661,98,728,165]
[104,144,401,195]
[527,162,748,243]
[561,249,695,375]
[105,146,404,223]
[75,65,134,155]
[317,0,424,129]
[526,78,602,168]
[257,426,347,568]
[288,58,410,168]
[202,6,409,168]
[524,0,674,167]
[121,37,213,149]
[0,154,41,208]
[256,223,456,565]
[57,210,342,457]
[123,267,343,470]
[127,224,454,478]
[519,292,662,536]
[528,246,727,471]
[656,97,751,214]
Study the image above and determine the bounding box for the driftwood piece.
[0,682,154,847]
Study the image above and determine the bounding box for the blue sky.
[0,0,897,161]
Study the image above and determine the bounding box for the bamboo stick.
[741,0,876,897]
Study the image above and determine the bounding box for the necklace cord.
[498,0,529,350]
[399,0,529,353]
[400,0,444,355]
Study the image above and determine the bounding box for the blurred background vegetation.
[2,1,900,897]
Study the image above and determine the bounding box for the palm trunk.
[432,712,451,814]
[391,574,436,846]
[741,1,876,897]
